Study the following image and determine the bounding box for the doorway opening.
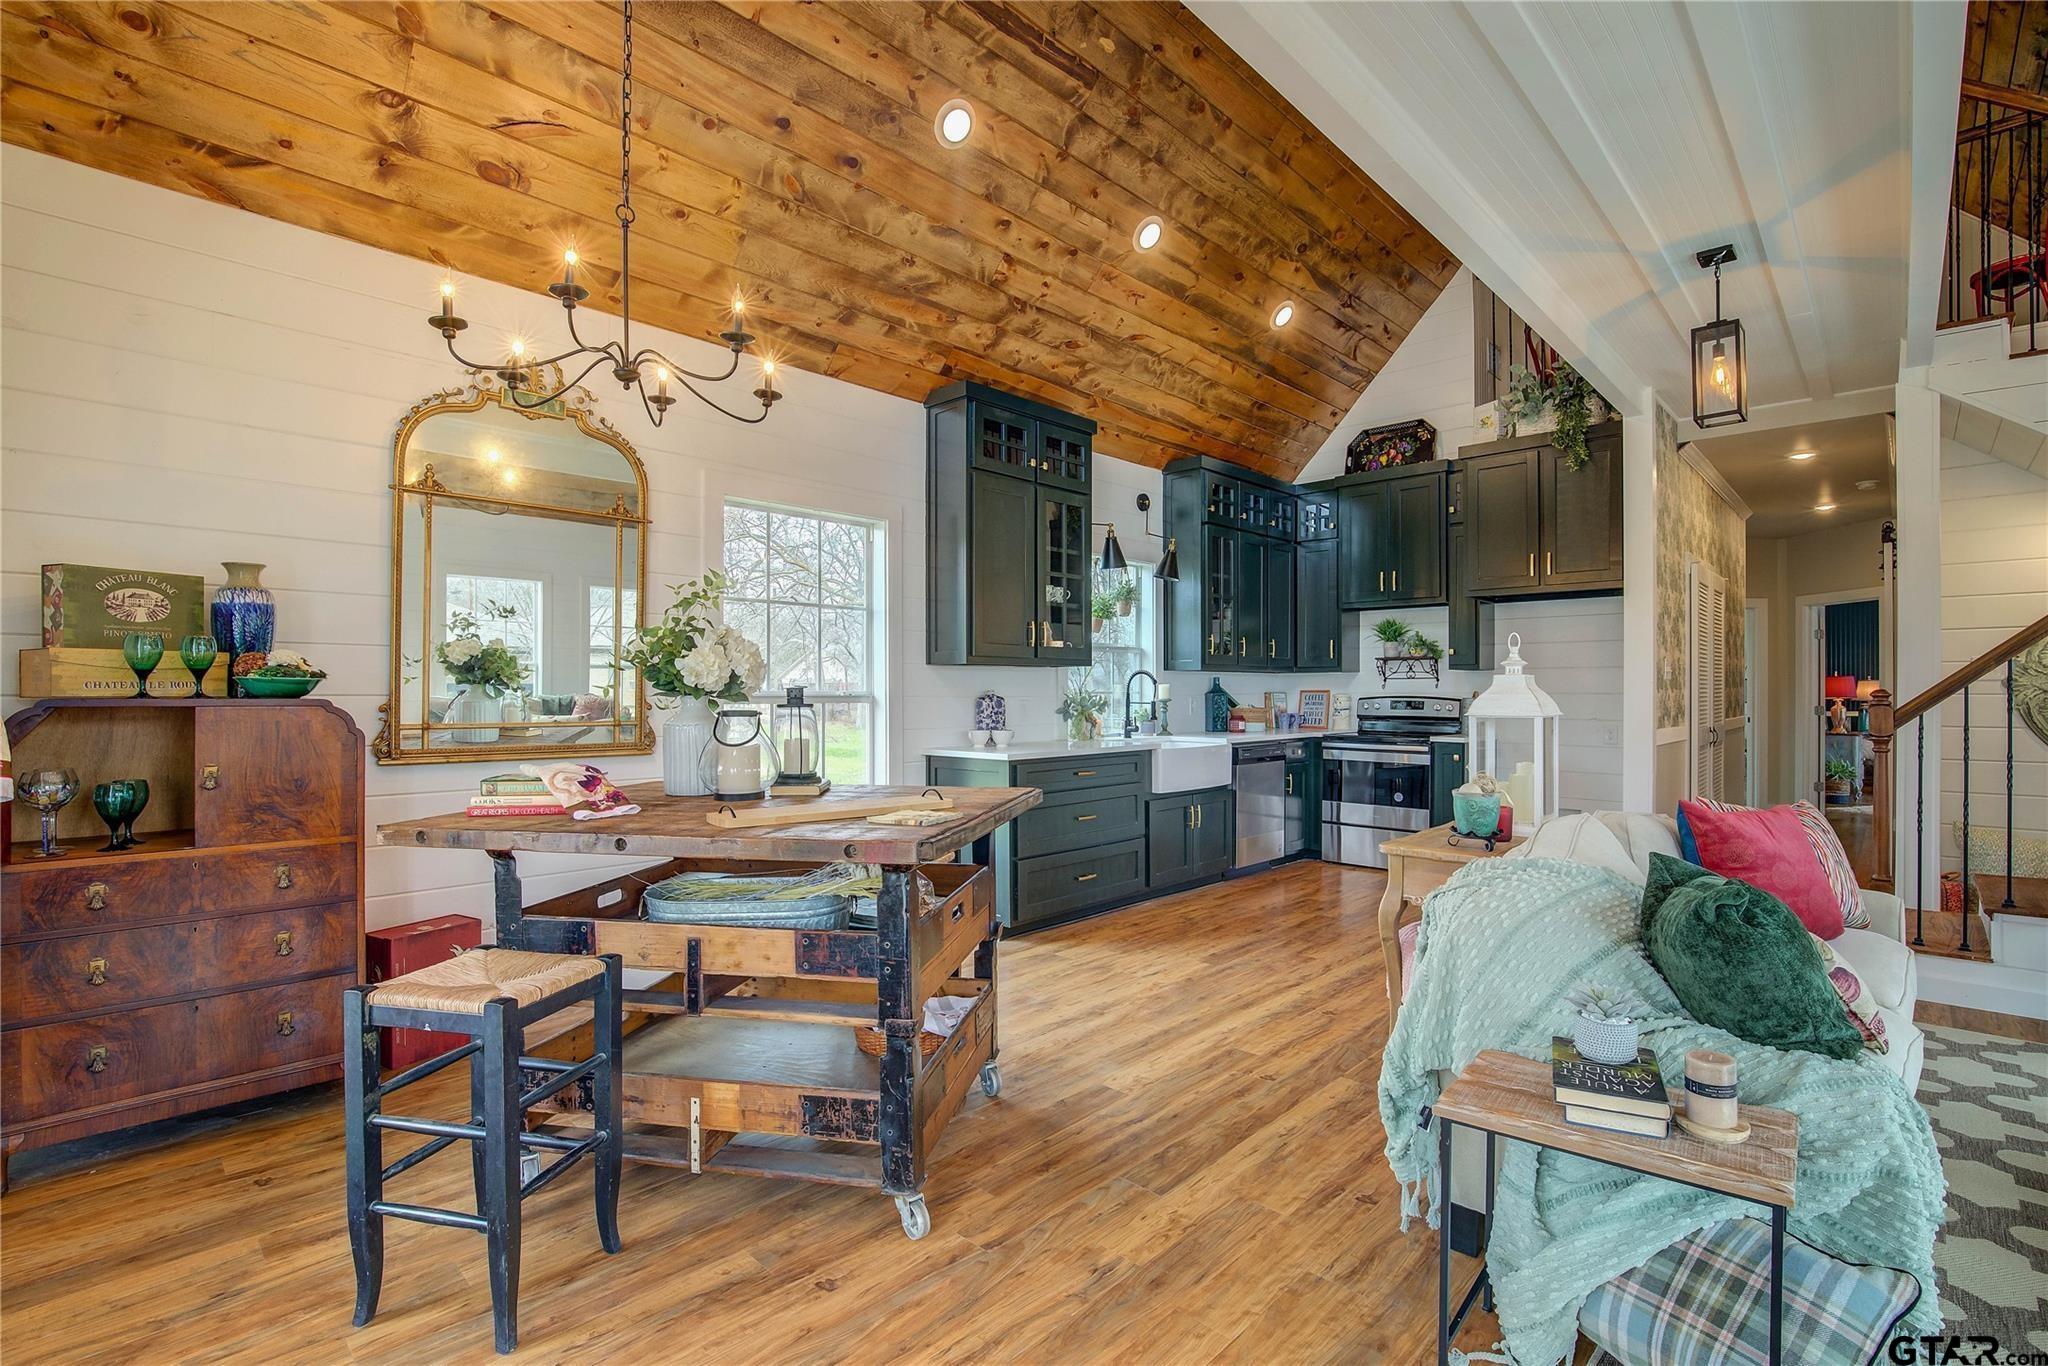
[1799,592,1883,883]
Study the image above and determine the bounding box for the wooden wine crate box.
[18,648,229,699]
[40,564,206,649]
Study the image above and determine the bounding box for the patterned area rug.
[1920,1025,2048,1352]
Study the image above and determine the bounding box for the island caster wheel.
[979,1061,1002,1098]
[894,1193,931,1241]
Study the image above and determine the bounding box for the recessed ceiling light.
[1814,502,1837,513]
[1133,216,1164,252]
[934,99,974,147]
[1271,300,1295,328]
[1788,450,1815,461]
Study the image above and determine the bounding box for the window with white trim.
[721,502,885,784]
[444,573,542,691]
[1078,562,1160,730]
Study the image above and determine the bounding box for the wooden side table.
[1432,1051,1798,1365]
[1378,822,1524,1016]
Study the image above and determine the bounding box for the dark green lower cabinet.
[1286,756,1319,858]
[1014,789,1146,859]
[1014,839,1148,927]
[1146,787,1232,891]
[1430,741,1467,826]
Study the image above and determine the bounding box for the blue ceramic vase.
[210,562,275,656]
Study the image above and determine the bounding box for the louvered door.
[1688,561,1729,799]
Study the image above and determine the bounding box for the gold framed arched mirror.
[375,368,652,764]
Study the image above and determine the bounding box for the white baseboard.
[1914,953,2048,1021]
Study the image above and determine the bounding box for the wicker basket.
[854,1026,944,1059]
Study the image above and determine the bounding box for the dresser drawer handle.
[86,1045,109,1074]
[1074,813,1098,822]
[201,765,220,791]
[86,956,108,986]
[275,930,295,957]
[1072,769,1096,778]
[274,863,294,890]
[1074,872,1099,883]
[84,881,108,911]
[276,1011,296,1037]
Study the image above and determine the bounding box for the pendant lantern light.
[1691,244,1746,428]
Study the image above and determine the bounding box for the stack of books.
[466,773,565,818]
[1550,1037,1672,1138]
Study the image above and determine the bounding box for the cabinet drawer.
[1014,838,1148,926]
[2,972,348,1124]
[2,900,357,1022]
[202,844,356,914]
[2,859,189,937]
[1012,752,1147,794]
[1013,790,1145,858]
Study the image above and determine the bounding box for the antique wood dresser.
[1,698,364,1186]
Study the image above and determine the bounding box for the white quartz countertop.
[925,729,1337,762]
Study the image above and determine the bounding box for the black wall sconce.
[1095,494,1179,580]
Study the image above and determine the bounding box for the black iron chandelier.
[426,0,777,425]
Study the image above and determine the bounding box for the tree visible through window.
[1080,563,1160,733]
[589,585,639,697]
[445,574,542,692]
[721,503,883,784]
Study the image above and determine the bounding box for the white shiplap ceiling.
[1194,1,1947,421]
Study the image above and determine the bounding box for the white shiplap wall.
[1938,429,2048,866]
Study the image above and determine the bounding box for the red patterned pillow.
[1791,801,1869,929]
[1678,799,1847,939]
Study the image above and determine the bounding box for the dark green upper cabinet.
[926,382,1096,667]
[1262,539,1295,668]
[1539,432,1623,588]
[1296,539,1355,671]
[1236,531,1268,665]
[1164,457,1321,673]
[1335,465,1446,610]
[1455,424,1624,598]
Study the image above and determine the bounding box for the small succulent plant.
[1565,983,1653,1024]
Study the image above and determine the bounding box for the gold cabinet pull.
[84,881,108,912]
[276,1010,296,1037]
[1378,570,1385,591]
[1528,553,1535,576]
[1074,872,1098,883]
[1545,551,1553,575]
[1186,805,1195,829]
[85,956,108,986]
[1194,804,1202,828]
[1329,640,1336,660]
[1028,619,1037,648]
[1392,570,1399,591]
[1239,636,1248,656]
[201,765,220,791]
[274,863,294,890]
[1073,769,1097,778]
[1286,773,1294,796]
[1074,813,1098,822]
[275,930,295,957]
[85,1045,109,1074]
[1269,638,1276,657]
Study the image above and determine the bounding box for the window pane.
[768,602,820,689]
[769,512,821,601]
[820,700,872,786]
[726,598,768,659]
[446,574,542,691]
[724,504,769,598]
[818,520,869,607]
[820,608,867,693]
[588,585,638,696]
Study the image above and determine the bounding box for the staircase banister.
[1893,614,2048,727]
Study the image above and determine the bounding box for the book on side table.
[1552,1037,1672,1138]
[467,772,564,818]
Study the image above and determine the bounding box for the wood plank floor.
[2,861,1512,1364]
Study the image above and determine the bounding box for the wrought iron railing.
[1869,614,2048,952]
[1940,96,2046,356]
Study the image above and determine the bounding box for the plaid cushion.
[1579,1217,1920,1365]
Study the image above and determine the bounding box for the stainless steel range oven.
[1321,696,1464,869]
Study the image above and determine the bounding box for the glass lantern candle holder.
[773,685,825,788]
[699,706,781,802]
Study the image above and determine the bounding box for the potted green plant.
[1565,983,1655,1065]
[1824,755,1857,804]
[616,571,768,795]
[1057,674,1110,743]
[1501,364,1550,439]
[1500,363,1608,470]
[1404,630,1445,661]
[1109,574,1139,618]
[1373,617,1412,659]
[1090,583,1120,634]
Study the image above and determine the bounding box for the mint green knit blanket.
[1378,857,1945,1365]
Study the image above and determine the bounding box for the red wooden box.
[367,914,482,1070]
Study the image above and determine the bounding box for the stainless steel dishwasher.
[1232,742,1288,869]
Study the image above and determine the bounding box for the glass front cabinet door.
[1037,490,1092,655]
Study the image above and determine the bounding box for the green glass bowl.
[238,674,323,698]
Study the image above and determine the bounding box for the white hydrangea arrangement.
[619,570,766,707]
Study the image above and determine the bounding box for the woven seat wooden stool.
[343,949,623,1355]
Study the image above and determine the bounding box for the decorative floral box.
[1344,418,1437,474]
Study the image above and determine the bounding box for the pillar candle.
[1683,1049,1738,1131]
[717,742,760,797]
[1156,683,1171,700]
[783,736,814,775]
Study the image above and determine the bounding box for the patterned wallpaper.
[1654,404,1747,731]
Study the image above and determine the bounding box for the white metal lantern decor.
[1466,632,1564,831]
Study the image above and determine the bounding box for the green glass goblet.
[122,632,165,699]
[179,634,218,698]
[92,781,140,852]
[121,778,151,847]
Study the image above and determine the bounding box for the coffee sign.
[42,563,206,648]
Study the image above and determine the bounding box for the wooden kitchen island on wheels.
[377,783,1039,1240]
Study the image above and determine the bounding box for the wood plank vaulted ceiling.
[1956,0,2048,241]
[0,1,1458,479]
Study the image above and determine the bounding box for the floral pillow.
[1811,934,1888,1053]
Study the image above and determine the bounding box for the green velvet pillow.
[1641,853,1863,1060]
